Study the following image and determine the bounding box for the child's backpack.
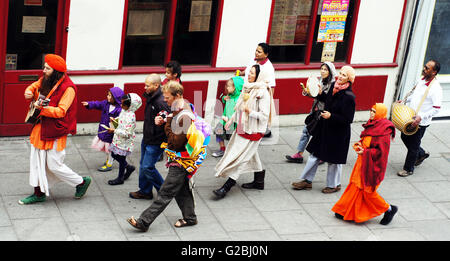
[189,103,211,145]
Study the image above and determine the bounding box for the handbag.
[305,110,322,135]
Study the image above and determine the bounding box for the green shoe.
[18,194,46,205]
[75,176,92,199]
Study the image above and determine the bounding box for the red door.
[0,0,69,136]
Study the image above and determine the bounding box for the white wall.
[66,0,125,70]
[350,0,405,64]
[215,0,272,68]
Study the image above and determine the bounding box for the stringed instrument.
[25,94,50,124]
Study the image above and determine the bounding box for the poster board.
[22,16,46,33]
[127,10,165,36]
[270,0,313,45]
[317,0,349,42]
[189,0,212,32]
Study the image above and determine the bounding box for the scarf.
[332,79,350,95]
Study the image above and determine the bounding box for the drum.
[391,103,419,135]
[301,76,320,97]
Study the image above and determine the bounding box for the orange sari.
[331,136,389,223]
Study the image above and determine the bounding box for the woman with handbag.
[292,66,356,194]
[286,62,337,163]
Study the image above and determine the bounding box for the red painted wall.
[77,83,115,123]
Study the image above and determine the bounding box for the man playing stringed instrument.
[396,60,443,177]
[21,54,92,204]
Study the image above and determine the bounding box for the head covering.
[340,65,356,83]
[109,87,125,105]
[322,62,337,82]
[127,93,142,112]
[230,76,244,98]
[372,103,388,120]
[44,54,67,73]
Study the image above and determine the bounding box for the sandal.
[174,219,198,228]
[126,216,148,232]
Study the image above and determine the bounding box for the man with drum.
[21,54,92,204]
[397,60,442,177]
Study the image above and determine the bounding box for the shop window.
[171,0,218,65]
[268,0,355,64]
[309,0,355,62]
[122,0,170,66]
[122,0,219,67]
[6,0,59,70]
[268,0,314,63]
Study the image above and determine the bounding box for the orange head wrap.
[44,54,67,73]
[372,103,387,120]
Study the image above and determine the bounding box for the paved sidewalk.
[1,121,449,241]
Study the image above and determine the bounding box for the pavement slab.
[0,121,449,241]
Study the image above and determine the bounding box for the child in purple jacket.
[81,87,125,172]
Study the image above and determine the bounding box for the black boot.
[213,178,236,198]
[241,170,265,190]
[123,165,136,180]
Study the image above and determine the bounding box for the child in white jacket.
[107,93,142,185]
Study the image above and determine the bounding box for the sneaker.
[75,176,92,199]
[415,152,430,166]
[98,163,112,172]
[286,152,304,163]
[129,191,153,200]
[291,180,312,190]
[18,194,46,205]
[397,170,413,177]
[380,205,398,225]
[212,150,225,158]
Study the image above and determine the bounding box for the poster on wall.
[321,42,337,62]
[270,0,313,45]
[127,10,165,36]
[24,0,43,6]
[189,0,212,32]
[317,0,349,42]
[22,16,46,33]
[5,54,18,70]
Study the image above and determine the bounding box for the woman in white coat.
[213,64,276,198]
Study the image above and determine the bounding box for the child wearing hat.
[212,76,244,157]
[81,87,125,171]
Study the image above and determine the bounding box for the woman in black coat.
[292,66,356,193]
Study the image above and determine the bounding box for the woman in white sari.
[213,64,276,199]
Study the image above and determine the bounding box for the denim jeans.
[401,125,428,172]
[297,126,311,152]
[139,142,165,195]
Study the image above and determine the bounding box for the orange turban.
[372,103,387,120]
[44,54,67,73]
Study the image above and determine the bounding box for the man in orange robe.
[332,103,398,225]
[20,54,91,205]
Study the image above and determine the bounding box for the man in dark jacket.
[130,74,170,200]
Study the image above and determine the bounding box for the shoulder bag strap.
[415,77,436,113]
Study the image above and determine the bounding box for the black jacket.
[142,88,171,146]
[306,82,356,164]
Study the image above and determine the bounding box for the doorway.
[0,0,69,136]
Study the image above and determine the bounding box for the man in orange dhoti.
[332,103,398,225]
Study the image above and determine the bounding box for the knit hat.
[372,103,388,120]
[44,54,67,73]
[340,65,356,83]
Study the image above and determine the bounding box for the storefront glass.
[6,0,59,70]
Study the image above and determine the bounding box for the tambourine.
[301,76,320,97]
